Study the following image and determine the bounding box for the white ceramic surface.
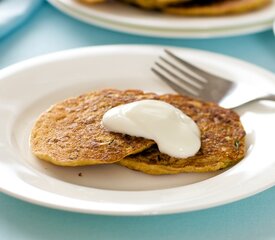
[48,0,275,38]
[0,45,275,215]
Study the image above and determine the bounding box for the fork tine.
[164,49,231,83]
[151,68,198,97]
[155,62,200,92]
[159,56,206,87]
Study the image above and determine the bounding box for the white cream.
[102,100,201,158]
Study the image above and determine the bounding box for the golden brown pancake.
[121,0,190,9]
[77,0,271,15]
[77,0,190,8]
[77,0,105,4]
[163,0,271,16]
[31,89,246,173]
[31,89,158,166]
[118,94,246,174]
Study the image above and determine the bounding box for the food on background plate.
[77,0,271,16]
[163,0,271,16]
[78,0,105,3]
[30,89,246,174]
[120,0,192,9]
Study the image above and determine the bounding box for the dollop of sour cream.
[102,100,201,158]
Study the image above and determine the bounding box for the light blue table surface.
[1,2,275,240]
[0,0,43,39]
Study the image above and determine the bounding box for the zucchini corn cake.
[163,0,271,16]
[120,0,191,8]
[31,89,157,166]
[31,89,246,174]
[77,0,271,15]
[119,94,246,175]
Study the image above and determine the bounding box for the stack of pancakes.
[78,0,271,16]
[31,89,246,175]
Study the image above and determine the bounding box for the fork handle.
[232,93,275,109]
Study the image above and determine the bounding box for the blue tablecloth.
[1,2,275,239]
[0,0,43,39]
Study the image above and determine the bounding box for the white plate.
[48,0,275,38]
[48,0,273,38]
[0,45,275,215]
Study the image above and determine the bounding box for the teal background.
[1,2,275,239]
[0,0,43,39]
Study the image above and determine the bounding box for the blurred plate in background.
[48,0,275,38]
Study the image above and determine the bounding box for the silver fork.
[152,49,275,109]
